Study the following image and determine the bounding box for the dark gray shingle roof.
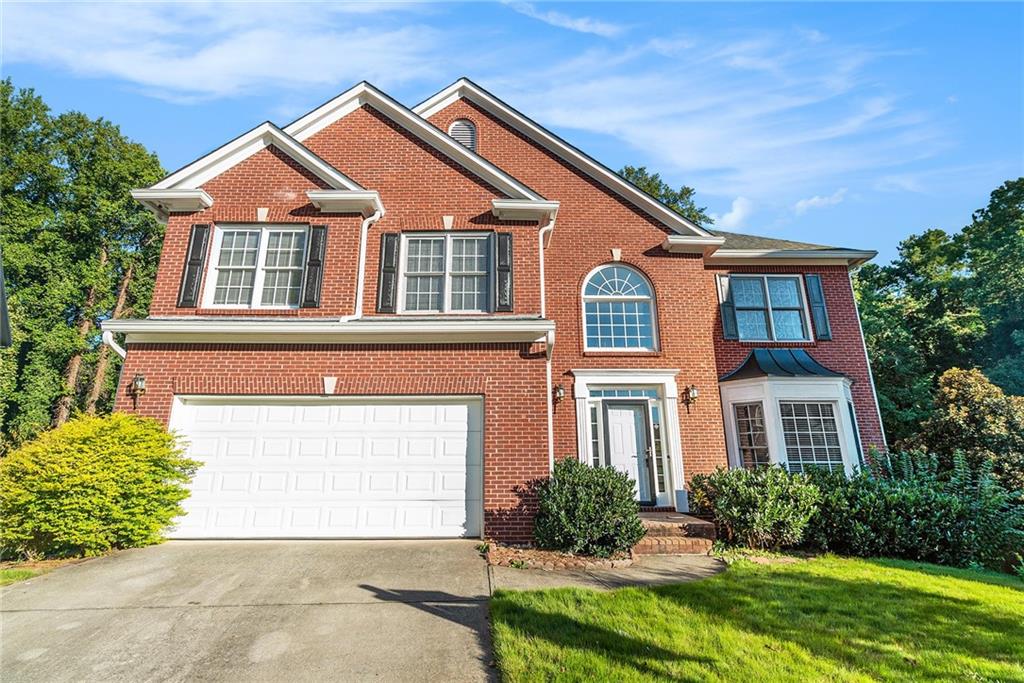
[710,229,853,252]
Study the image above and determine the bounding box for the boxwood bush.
[0,414,198,559]
[533,458,645,557]
[689,465,820,550]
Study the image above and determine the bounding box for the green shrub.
[805,451,1023,570]
[0,414,197,559]
[533,458,645,557]
[689,466,820,550]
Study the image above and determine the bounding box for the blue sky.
[3,2,1022,262]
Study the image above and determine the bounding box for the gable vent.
[448,119,477,152]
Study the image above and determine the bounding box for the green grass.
[0,568,42,586]
[490,556,1024,682]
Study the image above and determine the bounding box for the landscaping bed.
[484,543,633,570]
[0,557,90,586]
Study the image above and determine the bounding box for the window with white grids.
[206,226,308,309]
[400,233,491,313]
[582,265,657,350]
[730,275,810,341]
[733,402,770,469]
[780,402,844,473]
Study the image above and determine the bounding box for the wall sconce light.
[681,384,699,413]
[128,373,146,408]
[554,384,566,402]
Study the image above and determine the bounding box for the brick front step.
[632,536,713,555]
[639,512,717,540]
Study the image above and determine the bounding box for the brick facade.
[117,86,885,542]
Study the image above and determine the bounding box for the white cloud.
[487,29,948,200]
[2,3,443,102]
[794,188,847,214]
[712,197,754,229]
[502,1,624,38]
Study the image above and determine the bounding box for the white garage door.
[168,397,482,538]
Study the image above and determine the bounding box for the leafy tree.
[618,165,713,227]
[0,80,164,451]
[906,368,1024,491]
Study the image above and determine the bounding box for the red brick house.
[104,79,884,542]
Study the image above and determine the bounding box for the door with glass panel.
[589,388,670,505]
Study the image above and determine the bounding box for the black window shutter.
[177,224,211,308]
[495,232,513,312]
[804,273,832,340]
[376,232,400,313]
[300,225,328,308]
[717,274,739,340]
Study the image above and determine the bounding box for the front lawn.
[491,556,1024,682]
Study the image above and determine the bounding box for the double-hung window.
[730,275,810,341]
[780,401,844,473]
[204,225,308,309]
[400,233,491,313]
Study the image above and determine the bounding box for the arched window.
[448,119,477,152]
[582,265,658,350]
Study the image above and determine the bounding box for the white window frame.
[719,377,861,476]
[581,264,659,352]
[725,274,814,342]
[201,224,309,310]
[396,232,494,314]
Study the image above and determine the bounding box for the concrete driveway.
[0,540,493,682]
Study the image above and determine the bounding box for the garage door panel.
[169,398,482,538]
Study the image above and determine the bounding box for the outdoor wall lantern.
[681,384,699,413]
[128,373,146,408]
[554,384,566,403]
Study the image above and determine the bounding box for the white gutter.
[535,210,558,470]
[101,318,555,345]
[340,207,384,322]
[101,330,127,359]
[706,248,877,267]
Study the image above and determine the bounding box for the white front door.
[168,397,482,539]
[603,401,652,502]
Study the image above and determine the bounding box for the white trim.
[580,264,659,352]
[152,122,362,192]
[130,189,213,221]
[661,235,726,254]
[847,270,887,448]
[306,190,384,217]
[491,199,560,222]
[719,376,859,475]
[101,317,555,345]
[413,79,712,238]
[101,330,126,359]
[396,232,495,315]
[720,274,814,343]
[284,82,542,201]
[570,369,684,509]
[201,224,309,311]
[707,249,877,267]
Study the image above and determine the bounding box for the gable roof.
[719,348,847,382]
[707,229,876,266]
[152,121,363,191]
[283,81,544,201]
[413,78,713,238]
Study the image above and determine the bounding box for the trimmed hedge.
[533,458,646,557]
[0,414,197,559]
[691,451,1023,570]
[689,465,820,550]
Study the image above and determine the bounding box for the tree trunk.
[85,260,133,414]
[54,249,107,425]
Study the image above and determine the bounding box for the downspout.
[340,207,384,322]
[538,212,557,471]
[101,330,127,359]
